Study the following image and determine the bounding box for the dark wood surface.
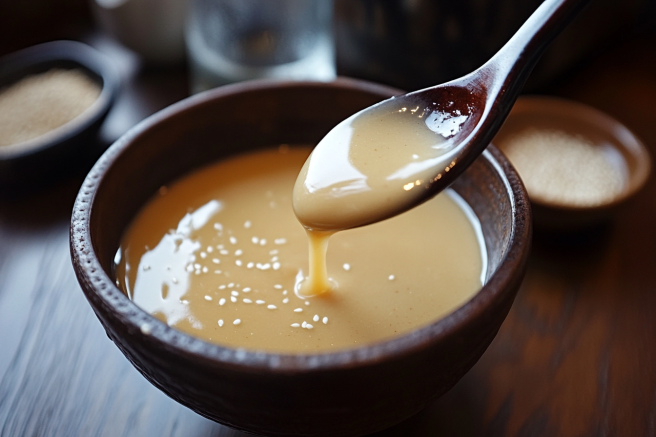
[2,27,656,437]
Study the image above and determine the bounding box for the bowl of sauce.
[71,78,531,436]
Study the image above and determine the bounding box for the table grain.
[2,32,656,437]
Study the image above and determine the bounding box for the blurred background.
[2,0,655,90]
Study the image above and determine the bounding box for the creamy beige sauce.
[115,147,486,353]
[292,100,462,231]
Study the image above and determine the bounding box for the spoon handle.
[482,0,594,111]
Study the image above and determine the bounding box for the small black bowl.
[0,40,119,195]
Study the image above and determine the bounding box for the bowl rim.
[497,95,652,212]
[0,40,120,159]
[70,77,531,373]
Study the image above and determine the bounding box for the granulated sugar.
[0,69,101,147]
[499,128,626,207]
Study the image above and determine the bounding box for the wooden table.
[2,29,656,437]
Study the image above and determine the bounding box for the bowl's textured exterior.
[70,78,531,437]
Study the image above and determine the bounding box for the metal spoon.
[293,0,593,231]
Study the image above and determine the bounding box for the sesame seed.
[291,323,300,328]
[231,291,239,296]
[140,324,152,335]
[202,266,208,273]
[313,315,319,322]
[204,295,212,301]
[274,238,286,245]
[343,263,351,271]
[214,270,222,274]
[306,324,313,330]
[247,262,254,268]
[233,319,241,325]
[261,263,271,270]
[235,249,243,256]
[244,221,251,228]
[200,252,207,258]
[212,258,220,264]
[219,285,226,289]
[323,317,328,324]
[268,305,277,309]
[213,223,222,230]
[231,296,237,303]
[243,287,251,292]
[252,237,259,244]
[305,301,310,306]
[283,298,289,304]
[388,275,395,280]
[271,256,279,262]
[181,300,189,304]
[218,319,224,327]
[229,236,237,244]
[294,308,303,313]
[283,290,288,295]
[219,298,226,306]
[207,246,213,253]
[194,270,200,275]
[236,260,242,266]
[259,239,267,246]
[243,298,252,304]
[269,249,278,255]
[273,262,281,270]
[194,263,201,269]
[302,321,307,328]
[217,244,224,249]
[172,277,178,284]
[220,249,229,255]
[228,283,234,287]
[256,300,265,304]
[274,284,283,289]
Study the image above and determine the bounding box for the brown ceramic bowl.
[70,78,531,437]
[494,96,651,230]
